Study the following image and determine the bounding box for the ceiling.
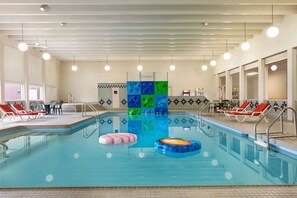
[0,0,297,62]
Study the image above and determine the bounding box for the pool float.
[154,138,201,153]
[99,133,137,144]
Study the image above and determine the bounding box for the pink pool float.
[99,132,137,144]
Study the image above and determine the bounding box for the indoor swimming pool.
[0,112,297,188]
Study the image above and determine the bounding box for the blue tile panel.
[127,81,141,95]
[141,81,154,95]
[128,95,141,108]
[127,80,168,115]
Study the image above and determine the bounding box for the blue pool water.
[0,112,297,187]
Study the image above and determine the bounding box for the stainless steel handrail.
[254,106,282,142]
[197,102,214,126]
[82,103,99,118]
[254,106,297,149]
[265,107,297,149]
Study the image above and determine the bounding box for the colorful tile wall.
[127,81,168,115]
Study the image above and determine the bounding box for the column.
[258,58,266,103]
[42,60,47,103]
[287,48,296,120]
[0,42,4,103]
[239,65,245,102]
[24,52,29,109]
[214,74,219,99]
[225,70,231,100]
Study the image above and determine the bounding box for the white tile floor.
[1,186,297,198]
[1,111,297,197]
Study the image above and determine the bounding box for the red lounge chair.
[11,103,46,117]
[0,104,38,122]
[225,103,270,122]
[219,101,251,114]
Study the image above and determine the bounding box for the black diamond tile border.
[99,99,105,105]
[188,98,194,105]
[181,99,187,105]
[106,99,112,105]
[195,98,201,105]
[173,99,179,105]
[121,99,127,105]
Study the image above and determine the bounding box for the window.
[245,68,258,99]
[231,73,239,99]
[266,59,287,100]
[4,82,24,101]
[29,85,43,100]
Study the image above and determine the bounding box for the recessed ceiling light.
[60,22,66,27]
[40,4,49,12]
[246,72,258,76]
[203,22,208,26]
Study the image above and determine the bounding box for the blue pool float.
[154,138,201,153]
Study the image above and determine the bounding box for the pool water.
[0,112,297,187]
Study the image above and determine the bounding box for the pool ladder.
[197,102,214,126]
[0,142,9,158]
[82,103,99,121]
[0,142,8,151]
[254,106,297,149]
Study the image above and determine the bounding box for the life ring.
[99,133,137,144]
[154,138,201,153]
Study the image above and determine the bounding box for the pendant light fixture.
[42,40,51,60]
[210,49,217,67]
[104,55,111,71]
[223,40,231,60]
[137,55,143,71]
[169,55,176,71]
[241,23,250,51]
[18,23,28,52]
[201,55,208,71]
[266,5,279,38]
[71,56,78,71]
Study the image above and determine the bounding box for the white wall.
[59,61,216,102]
[0,36,61,104]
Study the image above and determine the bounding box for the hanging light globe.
[266,26,279,38]
[169,64,176,71]
[223,52,231,60]
[104,64,111,71]
[72,65,78,71]
[42,52,51,60]
[241,42,250,51]
[201,65,208,71]
[137,64,143,71]
[210,59,217,67]
[18,42,28,52]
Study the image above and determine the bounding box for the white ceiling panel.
[0,0,295,62]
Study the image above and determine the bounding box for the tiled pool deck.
[1,111,297,197]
